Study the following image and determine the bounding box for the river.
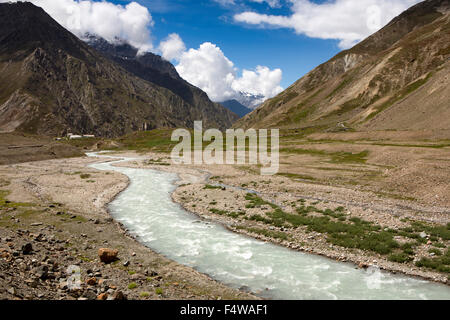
[88,153,450,300]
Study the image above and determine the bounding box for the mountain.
[0,2,238,138]
[85,34,264,115]
[220,99,252,118]
[235,0,450,133]
[84,34,238,118]
[234,92,265,109]
[84,34,181,80]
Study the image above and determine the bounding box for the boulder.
[98,248,118,263]
[110,290,127,300]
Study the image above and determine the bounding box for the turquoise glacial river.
[88,153,450,300]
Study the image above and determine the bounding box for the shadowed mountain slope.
[220,99,253,118]
[0,2,238,137]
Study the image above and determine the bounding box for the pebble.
[31,223,43,226]
[22,243,33,255]
[97,293,108,300]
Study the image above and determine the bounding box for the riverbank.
[1,150,448,300]
[112,151,450,286]
[0,155,255,300]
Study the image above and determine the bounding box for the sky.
[1,0,422,102]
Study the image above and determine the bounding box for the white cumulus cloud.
[158,33,186,61]
[1,0,154,53]
[234,0,422,49]
[175,42,283,102]
[231,66,283,99]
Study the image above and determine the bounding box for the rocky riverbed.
[113,152,450,285]
[0,156,254,300]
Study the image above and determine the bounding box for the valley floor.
[0,156,254,300]
[0,129,449,300]
[111,129,450,285]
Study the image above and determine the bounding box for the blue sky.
[3,0,419,102]
[116,0,342,88]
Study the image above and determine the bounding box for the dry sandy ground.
[1,143,448,300]
[0,155,254,300]
[0,133,82,165]
[113,149,449,285]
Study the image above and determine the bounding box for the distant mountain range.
[85,34,260,119]
[236,0,450,133]
[219,100,252,118]
[0,2,238,137]
[233,92,265,110]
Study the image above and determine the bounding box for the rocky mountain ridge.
[236,0,450,134]
[0,2,238,137]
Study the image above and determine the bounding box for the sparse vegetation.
[146,158,171,166]
[429,248,443,256]
[279,147,369,164]
[388,253,413,263]
[0,190,34,209]
[244,193,277,209]
[128,282,138,290]
[415,250,450,273]
[366,72,433,121]
[203,184,225,190]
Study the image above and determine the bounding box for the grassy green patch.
[243,195,402,255]
[245,193,277,209]
[146,158,171,166]
[388,253,413,263]
[210,208,245,219]
[429,248,443,256]
[415,250,450,273]
[209,208,229,216]
[115,129,177,153]
[128,282,138,290]
[203,184,225,190]
[0,190,35,208]
[400,221,450,241]
[329,151,369,164]
[272,208,398,255]
[279,147,369,164]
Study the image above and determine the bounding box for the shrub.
[128,282,138,290]
[388,253,413,263]
[415,250,450,273]
[429,248,442,256]
[203,184,225,190]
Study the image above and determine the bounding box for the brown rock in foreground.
[98,248,118,264]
